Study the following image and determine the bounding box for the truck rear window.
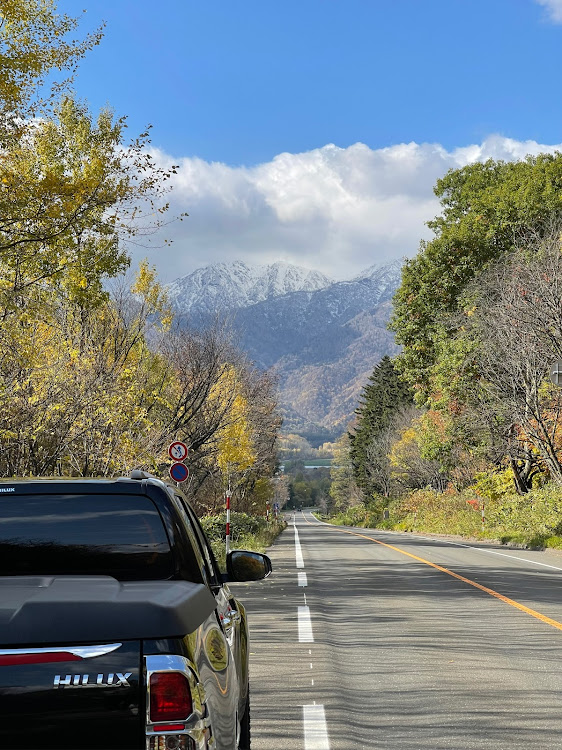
[0,494,173,580]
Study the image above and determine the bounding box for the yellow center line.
[302,513,562,632]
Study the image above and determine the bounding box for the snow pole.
[226,486,231,555]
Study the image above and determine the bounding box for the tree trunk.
[509,456,529,495]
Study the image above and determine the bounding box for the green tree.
[390,155,562,400]
[329,433,362,513]
[350,356,412,498]
[0,2,178,315]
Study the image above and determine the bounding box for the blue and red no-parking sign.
[169,462,189,483]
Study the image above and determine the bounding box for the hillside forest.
[0,1,282,525]
[329,154,562,549]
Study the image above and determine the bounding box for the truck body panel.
[0,476,271,749]
[0,640,142,750]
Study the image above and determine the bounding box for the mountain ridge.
[168,259,402,436]
[167,260,333,317]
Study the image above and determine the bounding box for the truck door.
[171,496,240,748]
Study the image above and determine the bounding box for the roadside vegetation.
[202,512,286,570]
[325,154,562,550]
[325,486,562,550]
[0,2,282,535]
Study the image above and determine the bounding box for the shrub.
[201,511,262,543]
[201,512,286,571]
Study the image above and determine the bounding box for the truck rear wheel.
[238,687,251,749]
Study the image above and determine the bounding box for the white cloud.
[536,0,562,22]
[135,136,562,283]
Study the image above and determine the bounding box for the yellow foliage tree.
[0,0,102,115]
[214,368,256,477]
[0,263,171,476]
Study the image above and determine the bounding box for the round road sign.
[168,441,188,461]
[170,462,189,483]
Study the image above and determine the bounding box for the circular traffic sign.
[168,441,188,461]
[169,462,189,483]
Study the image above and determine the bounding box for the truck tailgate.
[0,640,142,749]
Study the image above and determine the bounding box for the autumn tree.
[0,2,178,317]
[159,325,280,514]
[0,262,171,476]
[0,0,102,116]
[466,231,562,487]
[388,406,449,492]
[0,1,186,479]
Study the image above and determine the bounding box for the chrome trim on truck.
[0,643,122,658]
[145,654,214,750]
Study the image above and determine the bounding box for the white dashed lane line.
[303,704,330,749]
[296,520,330,746]
[294,524,304,568]
[298,606,314,642]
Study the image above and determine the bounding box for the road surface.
[233,510,562,749]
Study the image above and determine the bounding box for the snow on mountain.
[168,258,404,434]
[353,259,403,286]
[167,260,333,316]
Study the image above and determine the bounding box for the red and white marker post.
[225,487,231,555]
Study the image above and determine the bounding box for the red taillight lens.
[149,672,192,723]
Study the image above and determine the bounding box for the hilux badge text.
[53,673,132,687]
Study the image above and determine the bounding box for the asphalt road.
[232,510,562,749]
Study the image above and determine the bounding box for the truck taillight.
[149,672,193,723]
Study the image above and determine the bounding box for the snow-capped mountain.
[353,259,403,285]
[167,260,333,316]
[230,261,402,431]
[170,259,403,436]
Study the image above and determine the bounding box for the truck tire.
[238,687,251,749]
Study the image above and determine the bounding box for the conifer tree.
[350,356,412,498]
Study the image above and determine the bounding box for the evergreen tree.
[350,356,412,498]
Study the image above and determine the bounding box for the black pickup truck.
[0,474,272,750]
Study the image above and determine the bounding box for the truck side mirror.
[225,550,272,582]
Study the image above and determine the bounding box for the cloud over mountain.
[139,136,562,282]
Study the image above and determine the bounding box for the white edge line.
[383,531,562,572]
[306,512,562,572]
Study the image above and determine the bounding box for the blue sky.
[57,0,562,280]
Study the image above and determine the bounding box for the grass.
[323,484,562,551]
